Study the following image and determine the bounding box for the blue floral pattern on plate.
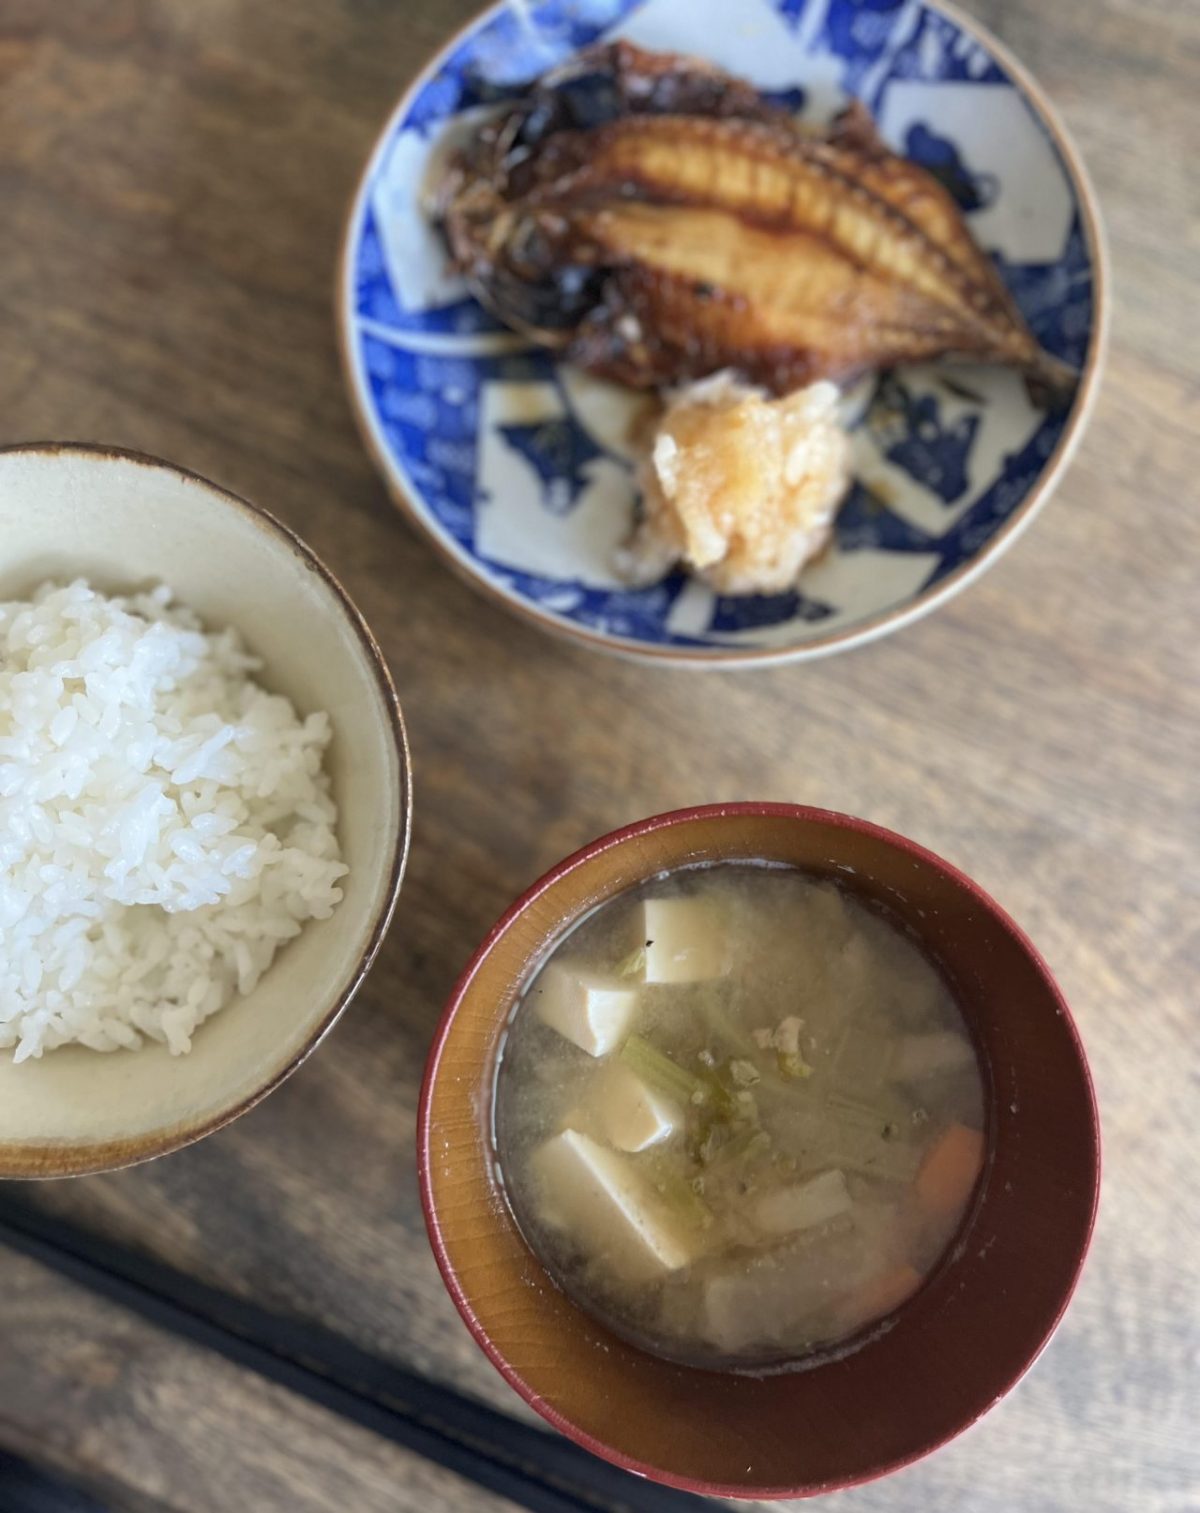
[342,0,1099,661]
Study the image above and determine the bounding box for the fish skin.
[437,43,1075,405]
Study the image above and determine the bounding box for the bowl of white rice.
[0,443,410,1177]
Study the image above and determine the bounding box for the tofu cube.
[597,1062,679,1152]
[700,1212,872,1354]
[751,1168,852,1237]
[701,1249,825,1355]
[892,1031,976,1082]
[642,898,728,984]
[532,961,636,1057]
[530,1130,697,1281]
[701,1261,788,1355]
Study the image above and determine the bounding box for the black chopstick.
[0,1197,707,1513]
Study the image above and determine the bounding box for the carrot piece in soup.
[837,1263,923,1331]
[916,1122,985,1214]
[860,1263,922,1317]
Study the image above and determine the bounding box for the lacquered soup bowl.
[419,803,1099,1498]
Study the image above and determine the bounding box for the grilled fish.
[437,42,1074,404]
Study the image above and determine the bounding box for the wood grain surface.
[0,1249,522,1513]
[1,1,1198,1510]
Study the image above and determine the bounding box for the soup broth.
[493,864,986,1369]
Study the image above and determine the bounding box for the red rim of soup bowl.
[418,803,1101,1499]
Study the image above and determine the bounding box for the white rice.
[0,579,346,1062]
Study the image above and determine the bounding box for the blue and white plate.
[339,0,1105,666]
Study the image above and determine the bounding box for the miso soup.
[493,863,986,1369]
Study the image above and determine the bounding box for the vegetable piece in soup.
[493,864,985,1369]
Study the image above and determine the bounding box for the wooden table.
[1,1,1197,1509]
